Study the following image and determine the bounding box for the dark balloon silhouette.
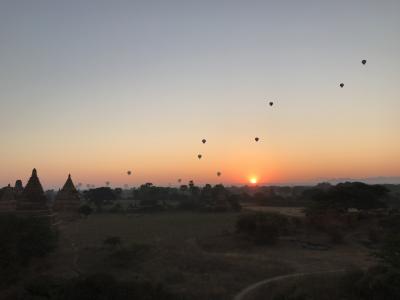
[217,172,221,177]
[105,181,110,186]
[178,178,182,183]
[202,139,206,144]
[127,170,132,175]
[198,154,202,159]
[362,59,367,65]
[269,101,274,106]
[255,137,259,142]
[340,83,344,88]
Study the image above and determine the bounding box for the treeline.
[82,183,242,213]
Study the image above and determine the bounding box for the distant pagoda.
[0,184,17,212]
[53,174,81,214]
[14,179,24,195]
[17,168,48,211]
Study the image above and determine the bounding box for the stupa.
[14,180,24,195]
[17,168,48,211]
[53,174,81,214]
[0,184,16,211]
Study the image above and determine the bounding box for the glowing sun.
[249,177,258,184]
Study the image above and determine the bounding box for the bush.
[325,225,345,244]
[79,205,93,217]
[106,243,151,268]
[109,203,123,213]
[22,273,181,300]
[0,215,58,288]
[103,236,122,248]
[354,265,400,300]
[236,212,289,245]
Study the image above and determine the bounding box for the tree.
[304,182,388,214]
[79,205,93,218]
[103,236,122,249]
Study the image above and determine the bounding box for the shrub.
[106,243,151,268]
[109,203,123,213]
[103,236,122,248]
[79,204,93,218]
[23,273,181,300]
[236,212,289,245]
[325,225,345,244]
[0,215,58,288]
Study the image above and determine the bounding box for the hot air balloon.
[255,137,259,142]
[178,178,182,183]
[340,83,344,88]
[105,181,110,186]
[127,170,132,175]
[217,172,221,177]
[269,101,274,106]
[362,59,367,65]
[202,139,206,144]
[198,154,202,159]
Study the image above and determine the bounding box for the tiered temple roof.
[53,174,81,213]
[17,168,48,211]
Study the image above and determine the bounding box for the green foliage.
[354,265,400,300]
[79,204,93,217]
[304,182,388,214]
[22,273,183,300]
[269,268,400,300]
[376,214,400,268]
[103,236,122,248]
[106,243,152,268]
[0,214,58,288]
[84,187,117,211]
[236,212,290,245]
[109,203,123,213]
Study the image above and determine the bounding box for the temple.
[16,168,49,211]
[0,184,17,211]
[53,174,81,215]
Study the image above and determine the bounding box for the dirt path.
[233,269,346,300]
[56,220,83,275]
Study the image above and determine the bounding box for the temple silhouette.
[0,169,81,219]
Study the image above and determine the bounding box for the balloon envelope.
[362,59,367,65]
[202,139,206,144]
[340,83,344,88]
[255,137,259,142]
[198,154,202,159]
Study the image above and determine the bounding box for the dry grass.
[45,211,376,300]
[243,206,305,217]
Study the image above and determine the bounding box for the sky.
[0,0,399,189]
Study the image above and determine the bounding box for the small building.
[0,184,16,212]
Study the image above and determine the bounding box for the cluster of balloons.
[340,59,367,88]
[116,59,368,188]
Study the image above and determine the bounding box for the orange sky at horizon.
[1,1,399,189]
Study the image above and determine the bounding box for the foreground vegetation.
[1,181,400,299]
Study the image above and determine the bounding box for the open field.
[38,211,378,300]
[243,205,305,217]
